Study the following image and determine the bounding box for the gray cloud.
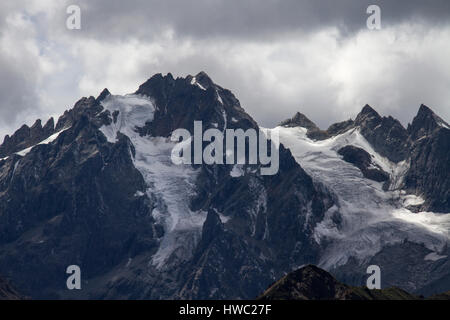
[0,58,39,124]
[74,0,450,40]
[0,0,450,140]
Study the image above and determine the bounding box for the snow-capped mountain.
[0,72,448,299]
[273,104,450,295]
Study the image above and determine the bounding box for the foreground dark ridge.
[258,265,450,300]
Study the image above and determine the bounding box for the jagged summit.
[354,104,381,124]
[280,112,319,129]
[360,104,379,116]
[408,104,449,140]
[136,72,216,97]
[96,88,111,102]
[280,112,329,140]
[0,117,55,158]
[190,71,215,90]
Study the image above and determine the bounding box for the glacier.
[267,126,450,269]
[100,94,206,269]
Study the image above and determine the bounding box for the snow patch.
[437,119,450,130]
[100,94,155,143]
[424,252,447,261]
[221,109,227,131]
[230,164,244,177]
[402,194,425,207]
[15,127,70,157]
[190,76,206,90]
[216,90,223,104]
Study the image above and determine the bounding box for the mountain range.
[0,72,448,299]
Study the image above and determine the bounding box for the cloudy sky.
[1,0,450,138]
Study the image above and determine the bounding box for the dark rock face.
[404,105,450,212]
[0,96,161,298]
[0,277,24,300]
[280,112,329,140]
[0,72,334,299]
[0,118,55,158]
[135,72,257,137]
[408,104,449,141]
[337,145,389,182]
[326,119,354,136]
[176,142,334,299]
[354,105,409,163]
[258,265,419,300]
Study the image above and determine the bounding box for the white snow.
[190,76,206,90]
[230,164,244,177]
[265,125,450,269]
[12,127,70,157]
[100,94,206,269]
[436,118,450,130]
[100,94,155,143]
[402,194,425,207]
[216,90,223,104]
[424,252,447,261]
[221,109,227,131]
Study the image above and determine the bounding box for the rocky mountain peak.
[280,112,318,130]
[134,72,257,137]
[135,73,176,98]
[408,104,449,140]
[0,116,56,158]
[353,104,409,163]
[355,104,381,124]
[30,119,42,131]
[43,117,55,131]
[280,112,330,140]
[193,71,215,90]
[96,88,111,102]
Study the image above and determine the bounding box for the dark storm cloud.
[74,0,450,40]
[1,0,450,139]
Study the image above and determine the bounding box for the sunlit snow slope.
[268,126,450,269]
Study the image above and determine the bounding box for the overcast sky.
[1,0,450,139]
